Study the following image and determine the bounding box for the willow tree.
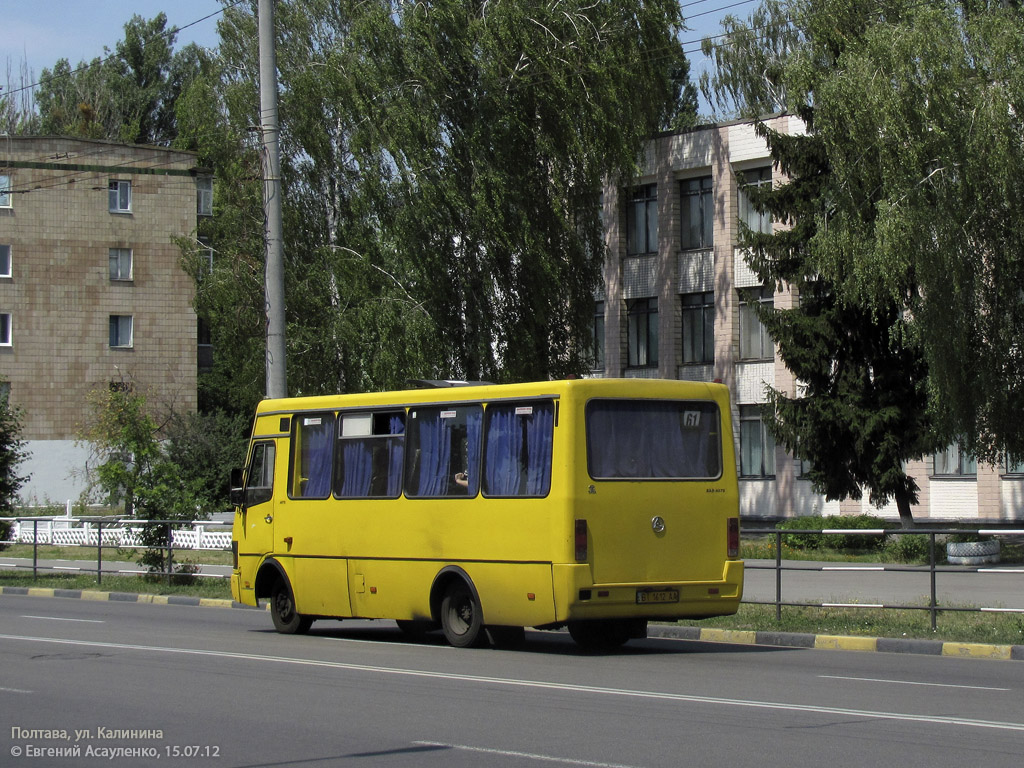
[320,0,695,382]
[180,0,694,403]
[706,0,1024,464]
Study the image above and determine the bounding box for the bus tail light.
[574,519,588,562]
[727,517,740,558]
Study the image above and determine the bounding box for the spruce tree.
[743,115,939,527]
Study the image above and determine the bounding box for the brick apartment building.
[596,115,1023,522]
[0,136,211,504]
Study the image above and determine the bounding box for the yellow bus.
[230,378,743,649]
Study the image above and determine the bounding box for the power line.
[0,0,247,99]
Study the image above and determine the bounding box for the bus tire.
[568,619,637,651]
[270,577,313,635]
[440,580,485,648]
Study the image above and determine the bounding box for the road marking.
[1,634,1023,733]
[819,675,1011,692]
[414,741,642,768]
[22,615,105,624]
[0,686,32,693]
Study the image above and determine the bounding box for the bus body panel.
[345,559,557,627]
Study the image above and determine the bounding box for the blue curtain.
[339,440,372,497]
[483,404,553,496]
[465,408,482,496]
[525,405,553,495]
[302,418,334,497]
[484,408,521,495]
[387,415,405,497]
[414,411,451,496]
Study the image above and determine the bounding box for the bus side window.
[291,413,335,499]
[483,402,554,497]
[246,442,276,507]
[335,411,405,498]
[404,405,482,497]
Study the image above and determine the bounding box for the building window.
[197,177,213,216]
[109,315,133,348]
[739,286,774,360]
[109,248,133,281]
[933,444,976,477]
[681,291,714,364]
[0,174,10,207]
[1006,456,1024,476]
[627,297,658,368]
[591,300,605,371]
[0,313,11,346]
[0,381,10,401]
[680,176,713,250]
[739,404,775,478]
[738,167,772,235]
[626,184,658,255]
[0,245,10,277]
[198,317,213,372]
[109,180,132,213]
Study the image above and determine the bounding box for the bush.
[0,519,10,551]
[777,514,889,552]
[883,534,931,562]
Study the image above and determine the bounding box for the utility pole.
[258,0,287,399]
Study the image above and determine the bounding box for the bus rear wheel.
[440,581,485,648]
[270,578,313,635]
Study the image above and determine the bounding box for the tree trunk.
[894,487,915,529]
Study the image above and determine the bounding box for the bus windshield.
[585,399,721,480]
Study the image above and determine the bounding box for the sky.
[0,0,757,117]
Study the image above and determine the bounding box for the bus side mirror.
[229,467,246,507]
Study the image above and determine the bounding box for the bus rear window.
[586,399,722,480]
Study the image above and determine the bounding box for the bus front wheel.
[270,578,313,635]
[440,581,484,648]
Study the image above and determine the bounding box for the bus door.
[582,398,729,584]
[284,412,352,618]
[234,438,279,602]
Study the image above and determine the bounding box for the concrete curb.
[0,585,266,611]
[4,586,1021,660]
[647,622,1024,661]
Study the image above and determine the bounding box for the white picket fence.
[4,518,232,551]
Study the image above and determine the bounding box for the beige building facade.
[0,137,210,503]
[597,117,1023,522]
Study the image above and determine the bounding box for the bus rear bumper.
[552,560,744,622]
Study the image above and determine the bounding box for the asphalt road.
[1,594,1022,768]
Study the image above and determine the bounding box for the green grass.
[0,543,234,566]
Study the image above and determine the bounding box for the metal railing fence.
[0,517,232,586]
[743,527,1024,630]
[3,519,1024,626]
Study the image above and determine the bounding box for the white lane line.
[1,634,1023,733]
[0,686,32,693]
[819,675,1011,692]
[22,616,105,624]
[414,741,642,768]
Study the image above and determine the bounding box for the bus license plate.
[636,589,679,604]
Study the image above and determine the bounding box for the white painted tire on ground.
[946,539,1000,565]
